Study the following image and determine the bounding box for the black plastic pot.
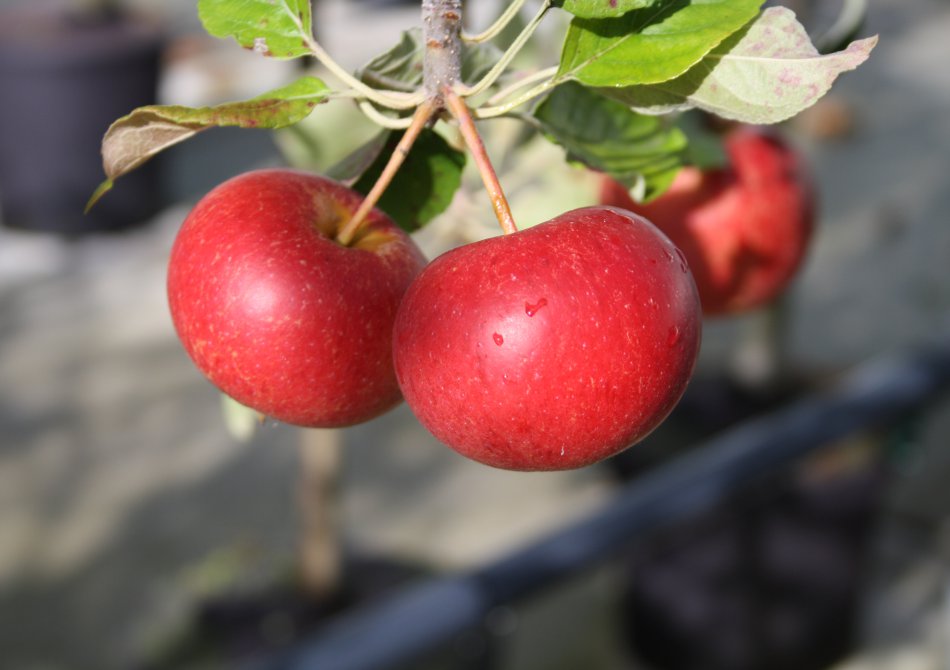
[0,2,164,234]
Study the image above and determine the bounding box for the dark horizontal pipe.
[268,344,950,670]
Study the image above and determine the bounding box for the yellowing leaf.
[88,77,329,210]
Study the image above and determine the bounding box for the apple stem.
[340,1,517,241]
[444,88,518,235]
[336,100,436,247]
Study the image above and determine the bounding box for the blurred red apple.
[167,169,426,427]
[600,128,815,316]
[393,206,701,471]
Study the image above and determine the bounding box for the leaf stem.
[336,100,436,246]
[475,76,561,119]
[461,0,527,44]
[357,101,415,130]
[460,0,552,99]
[486,66,559,105]
[444,88,518,235]
[305,36,422,110]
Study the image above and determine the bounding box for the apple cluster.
[167,169,703,471]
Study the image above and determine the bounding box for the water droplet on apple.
[664,250,675,264]
[674,248,688,273]
[667,326,681,347]
[493,332,504,346]
[647,297,658,311]
[525,298,548,317]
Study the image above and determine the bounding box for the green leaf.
[461,40,505,88]
[533,81,687,202]
[326,131,393,184]
[676,112,727,169]
[558,0,764,86]
[88,77,329,210]
[198,0,313,59]
[599,7,878,124]
[359,28,501,91]
[359,30,423,92]
[554,0,659,19]
[352,129,465,232]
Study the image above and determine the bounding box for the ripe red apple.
[167,169,426,427]
[392,206,702,471]
[600,128,815,316]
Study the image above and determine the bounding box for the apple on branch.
[600,127,815,316]
[393,206,702,471]
[167,169,426,427]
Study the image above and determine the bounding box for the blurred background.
[1,0,950,668]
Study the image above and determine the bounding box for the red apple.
[600,128,815,316]
[392,206,701,471]
[167,169,426,427]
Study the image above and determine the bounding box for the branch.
[422,0,463,103]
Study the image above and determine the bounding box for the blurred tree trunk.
[298,428,343,597]
[729,298,791,390]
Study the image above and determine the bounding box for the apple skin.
[167,169,427,427]
[392,206,701,471]
[600,128,815,316]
